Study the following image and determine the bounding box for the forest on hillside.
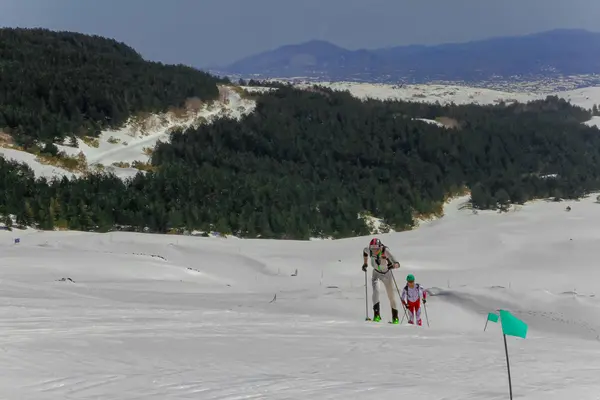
[2,84,600,239]
[0,28,225,148]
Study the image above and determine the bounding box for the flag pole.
[503,333,513,400]
[484,318,489,331]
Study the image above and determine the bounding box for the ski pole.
[400,304,408,324]
[364,269,370,321]
[423,301,430,327]
[390,270,410,322]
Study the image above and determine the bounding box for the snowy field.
[304,81,600,110]
[2,195,600,398]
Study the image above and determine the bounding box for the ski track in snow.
[3,195,600,398]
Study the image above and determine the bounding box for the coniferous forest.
[0,28,225,148]
[2,29,600,239]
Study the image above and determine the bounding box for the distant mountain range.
[211,29,600,86]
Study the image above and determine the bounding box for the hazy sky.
[1,0,598,68]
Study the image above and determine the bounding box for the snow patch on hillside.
[357,194,467,234]
[554,87,600,111]
[358,213,394,235]
[299,81,539,105]
[0,85,256,180]
[0,147,78,179]
[53,85,255,178]
[296,81,600,111]
[584,116,600,128]
[240,85,278,94]
[413,118,446,127]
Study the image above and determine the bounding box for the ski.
[365,319,401,325]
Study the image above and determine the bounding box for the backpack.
[404,283,421,297]
[369,246,391,267]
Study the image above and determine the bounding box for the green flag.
[499,310,528,339]
[487,312,499,323]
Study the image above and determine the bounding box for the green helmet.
[406,274,415,282]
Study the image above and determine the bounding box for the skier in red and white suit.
[401,274,427,326]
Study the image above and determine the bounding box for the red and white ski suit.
[401,283,426,326]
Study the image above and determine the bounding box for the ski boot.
[373,302,381,322]
[391,308,399,324]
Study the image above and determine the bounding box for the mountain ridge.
[213,29,600,85]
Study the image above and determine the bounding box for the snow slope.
[413,118,446,127]
[303,81,600,109]
[0,85,256,180]
[554,87,600,111]
[2,195,600,398]
[303,81,539,105]
[55,85,255,179]
[584,116,600,128]
[0,147,77,179]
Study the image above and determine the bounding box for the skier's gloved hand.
[362,263,368,272]
[423,299,427,304]
[392,262,399,269]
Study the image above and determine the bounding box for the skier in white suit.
[362,238,400,323]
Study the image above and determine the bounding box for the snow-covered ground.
[584,116,600,129]
[239,85,278,94]
[304,81,538,105]
[2,194,600,398]
[302,81,600,109]
[0,147,78,179]
[553,87,600,111]
[413,118,446,127]
[58,85,255,179]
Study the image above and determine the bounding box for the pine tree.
[495,189,511,212]
[4,214,13,231]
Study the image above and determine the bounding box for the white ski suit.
[363,246,399,309]
[401,283,427,325]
